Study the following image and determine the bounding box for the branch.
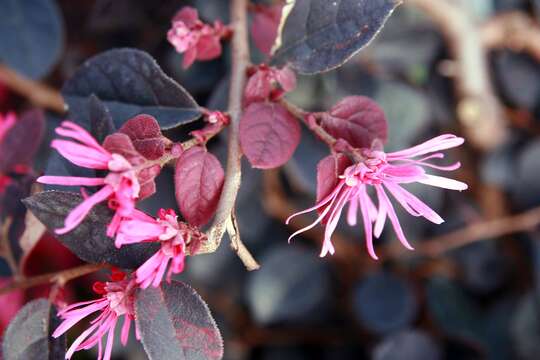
[406,0,507,151]
[385,205,540,259]
[481,11,540,61]
[0,64,65,114]
[0,263,108,295]
[227,212,260,270]
[198,0,258,270]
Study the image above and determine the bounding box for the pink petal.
[382,164,425,183]
[384,182,444,224]
[121,317,131,346]
[417,174,468,191]
[103,318,117,360]
[347,190,358,226]
[373,191,388,238]
[57,121,107,151]
[320,188,352,257]
[37,176,105,187]
[358,185,377,260]
[375,185,415,251]
[64,320,101,359]
[286,182,345,224]
[51,140,111,169]
[387,134,464,159]
[56,185,114,235]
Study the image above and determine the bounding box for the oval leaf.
[62,48,202,129]
[175,147,224,227]
[320,96,388,148]
[118,114,168,160]
[0,0,64,79]
[2,299,66,360]
[89,94,116,144]
[23,191,158,269]
[135,281,223,360]
[251,4,283,56]
[239,102,300,169]
[272,0,400,74]
[0,109,45,173]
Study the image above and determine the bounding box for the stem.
[0,263,108,295]
[198,0,258,270]
[0,64,65,114]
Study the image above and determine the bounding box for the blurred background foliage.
[4,0,540,359]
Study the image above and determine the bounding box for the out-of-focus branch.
[386,205,540,258]
[198,0,259,270]
[0,64,65,114]
[0,263,107,295]
[406,0,507,151]
[481,11,540,61]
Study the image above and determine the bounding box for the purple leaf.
[135,281,223,360]
[175,147,224,226]
[320,96,388,149]
[119,114,168,160]
[239,102,300,169]
[316,154,351,221]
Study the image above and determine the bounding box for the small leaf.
[0,0,64,79]
[62,48,202,129]
[118,114,168,160]
[0,109,45,173]
[2,299,66,360]
[135,281,223,360]
[23,191,158,269]
[316,153,351,205]
[251,4,283,55]
[89,94,116,144]
[271,0,400,74]
[175,147,224,226]
[239,102,300,169]
[320,96,388,148]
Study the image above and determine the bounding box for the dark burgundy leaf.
[2,299,65,360]
[175,147,224,226]
[89,94,115,144]
[62,48,202,129]
[0,109,45,173]
[251,4,283,55]
[316,154,351,220]
[320,96,388,148]
[0,0,64,79]
[239,102,301,169]
[23,191,158,269]
[135,281,223,360]
[271,0,400,74]
[119,114,168,160]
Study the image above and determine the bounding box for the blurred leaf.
[0,109,45,173]
[373,330,442,360]
[62,48,202,130]
[272,0,400,74]
[24,191,158,269]
[89,95,115,144]
[2,299,65,360]
[135,281,223,360]
[0,0,64,79]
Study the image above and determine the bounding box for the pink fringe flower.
[52,270,138,360]
[167,6,230,69]
[287,134,468,260]
[115,209,205,288]
[37,121,140,235]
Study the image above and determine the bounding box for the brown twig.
[406,0,507,151]
[0,64,66,114]
[0,263,108,295]
[198,0,259,270]
[227,212,260,270]
[481,11,540,61]
[385,205,540,259]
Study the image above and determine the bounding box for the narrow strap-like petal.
[358,185,377,260]
[102,318,117,360]
[417,174,468,191]
[384,182,444,224]
[37,176,105,187]
[373,189,387,239]
[375,185,415,251]
[387,134,464,159]
[121,316,131,346]
[286,182,345,224]
[52,140,111,169]
[321,188,352,257]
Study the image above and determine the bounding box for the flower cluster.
[37,122,142,235]
[53,270,138,360]
[167,6,231,69]
[287,135,467,259]
[114,208,205,288]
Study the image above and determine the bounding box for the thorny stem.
[0,263,108,295]
[197,0,259,271]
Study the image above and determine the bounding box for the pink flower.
[37,121,140,235]
[0,112,16,143]
[167,6,230,69]
[244,64,296,105]
[52,270,138,360]
[115,209,205,288]
[287,134,468,260]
